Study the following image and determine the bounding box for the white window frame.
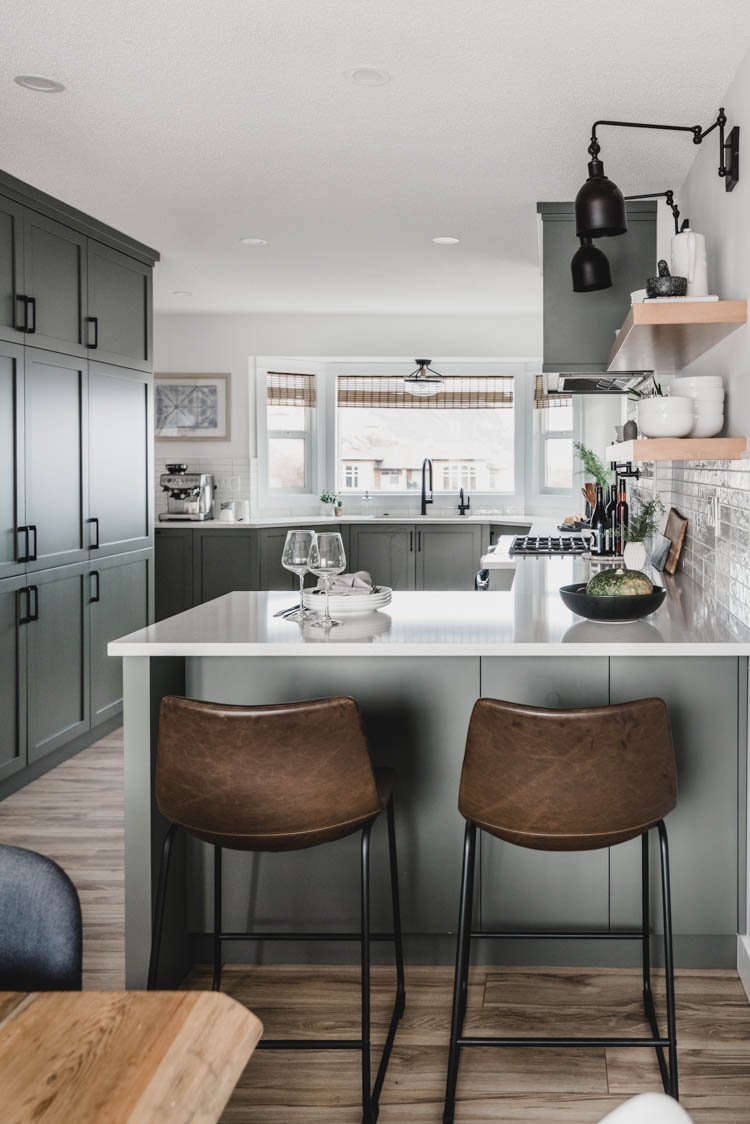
[526,387,581,507]
[254,357,569,515]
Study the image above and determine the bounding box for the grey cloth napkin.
[316,571,374,595]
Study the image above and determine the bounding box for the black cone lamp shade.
[571,237,612,292]
[575,158,628,238]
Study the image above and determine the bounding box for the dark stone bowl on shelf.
[559,582,667,623]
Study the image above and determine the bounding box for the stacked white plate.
[302,585,392,617]
[672,376,724,437]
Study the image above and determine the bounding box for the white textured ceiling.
[2,0,749,314]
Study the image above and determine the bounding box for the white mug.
[670,229,708,297]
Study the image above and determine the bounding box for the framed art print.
[155,373,231,440]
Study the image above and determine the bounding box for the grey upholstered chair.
[0,844,82,990]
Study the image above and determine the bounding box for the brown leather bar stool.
[443,697,678,1124]
[148,695,405,1124]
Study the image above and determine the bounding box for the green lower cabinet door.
[478,657,611,953]
[90,550,151,728]
[196,530,259,602]
[347,524,415,590]
[26,562,90,762]
[609,656,741,966]
[0,575,27,782]
[155,528,193,621]
[416,523,483,590]
[258,528,295,591]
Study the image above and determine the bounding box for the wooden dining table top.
[0,989,263,1123]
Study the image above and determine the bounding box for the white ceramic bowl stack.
[672,376,725,437]
[636,395,694,438]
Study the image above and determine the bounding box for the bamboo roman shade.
[337,375,514,409]
[533,375,573,409]
[267,372,317,407]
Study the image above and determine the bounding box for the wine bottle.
[605,483,618,555]
[616,481,629,556]
[590,484,607,556]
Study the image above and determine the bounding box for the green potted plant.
[573,443,614,489]
[320,489,340,516]
[623,497,665,570]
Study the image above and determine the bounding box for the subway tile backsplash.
[631,456,750,631]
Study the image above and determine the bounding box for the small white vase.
[623,541,647,570]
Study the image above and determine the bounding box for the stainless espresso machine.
[159,464,215,521]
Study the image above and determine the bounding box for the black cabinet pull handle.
[17,587,30,626]
[90,570,100,603]
[27,524,37,561]
[16,526,31,563]
[89,516,100,549]
[417,530,422,551]
[27,585,38,622]
[409,531,413,552]
[86,316,99,349]
[26,296,36,334]
[16,295,28,333]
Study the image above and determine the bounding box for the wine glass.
[281,530,317,620]
[307,532,346,629]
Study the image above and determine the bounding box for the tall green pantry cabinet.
[0,170,159,797]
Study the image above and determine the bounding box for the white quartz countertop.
[109,557,750,657]
[156,513,536,529]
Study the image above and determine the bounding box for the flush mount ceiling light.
[572,106,739,291]
[432,236,460,244]
[239,237,267,246]
[345,67,391,86]
[403,359,444,398]
[13,74,65,93]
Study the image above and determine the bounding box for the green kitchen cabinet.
[154,528,193,621]
[347,524,416,590]
[86,241,152,371]
[0,341,25,579]
[416,523,483,590]
[89,550,152,728]
[258,528,296,591]
[23,349,90,569]
[89,363,152,557]
[25,562,90,763]
[24,349,90,572]
[194,530,259,603]
[22,210,87,357]
[0,574,27,783]
[0,196,25,345]
[609,657,742,963]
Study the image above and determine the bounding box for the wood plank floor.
[2,729,750,1121]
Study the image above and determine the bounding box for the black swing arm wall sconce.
[571,107,740,292]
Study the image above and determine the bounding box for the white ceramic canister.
[670,225,708,297]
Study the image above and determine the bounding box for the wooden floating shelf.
[607,300,747,373]
[605,437,747,463]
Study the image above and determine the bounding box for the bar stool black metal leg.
[361,823,374,1124]
[147,822,178,990]
[387,795,406,1017]
[641,830,669,1094]
[443,820,477,1124]
[213,845,223,992]
[658,820,679,1100]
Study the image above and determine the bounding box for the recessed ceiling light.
[172,290,192,296]
[345,67,391,86]
[14,74,65,93]
[433,236,460,245]
[239,237,267,246]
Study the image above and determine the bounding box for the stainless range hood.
[544,371,650,396]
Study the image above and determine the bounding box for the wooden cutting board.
[664,507,688,575]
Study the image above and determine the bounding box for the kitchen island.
[109,560,750,996]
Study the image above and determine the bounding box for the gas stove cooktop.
[509,535,588,556]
